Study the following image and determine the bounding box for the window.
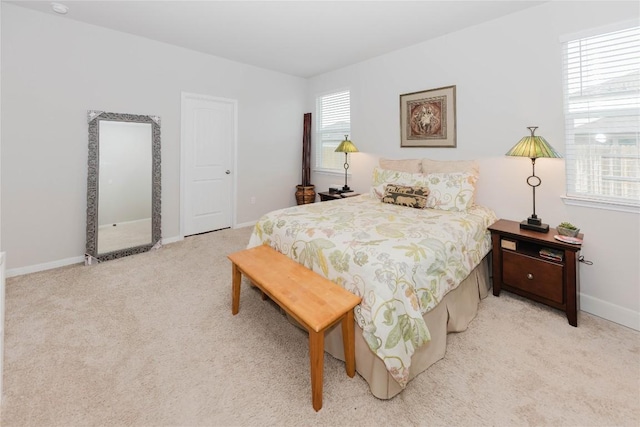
[315,90,350,171]
[562,24,640,210]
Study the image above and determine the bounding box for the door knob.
[225,170,231,174]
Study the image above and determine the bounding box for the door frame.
[180,92,238,240]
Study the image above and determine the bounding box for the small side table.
[318,191,360,202]
[488,219,583,326]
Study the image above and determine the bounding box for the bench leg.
[232,263,241,315]
[309,330,324,412]
[341,310,356,378]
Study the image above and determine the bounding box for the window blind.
[562,25,640,208]
[316,90,350,171]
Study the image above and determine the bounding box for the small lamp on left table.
[335,135,359,193]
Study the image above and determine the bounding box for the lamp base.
[341,186,353,193]
[519,219,549,233]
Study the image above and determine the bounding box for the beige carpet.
[98,218,152,253]
[1,226,639,426]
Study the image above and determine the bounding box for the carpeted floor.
[1,226,639,426]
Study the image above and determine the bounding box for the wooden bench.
[228,245,361,411]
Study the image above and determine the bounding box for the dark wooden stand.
[488,219,583,326]
[318,191,359,202]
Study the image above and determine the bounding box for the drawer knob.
[527,273,534,280]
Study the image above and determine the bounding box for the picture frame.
[400,85,456,148]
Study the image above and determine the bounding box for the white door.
[181,93,236,237]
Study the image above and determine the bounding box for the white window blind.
[562,24,640,209]
[316,90,350,171]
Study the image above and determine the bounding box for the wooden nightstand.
[488,219,583,327]
[318,191,359,202]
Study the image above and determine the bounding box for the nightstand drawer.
[502,250,564,304]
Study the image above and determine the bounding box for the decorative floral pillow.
[370,167,430,199]
[381,184,430,209]
[424,172,477,211]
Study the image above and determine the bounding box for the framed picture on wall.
[400,85,456,148]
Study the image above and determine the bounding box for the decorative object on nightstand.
[296,113,316,205]
[506,126,561,233]
[556,221,580,237]
[328,184,342,193]
[489,219,583,327]
[334,135,358,193]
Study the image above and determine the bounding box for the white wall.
[308,1,640,330]
[1,4,306,271]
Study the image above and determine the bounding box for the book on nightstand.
[539,247,564,262]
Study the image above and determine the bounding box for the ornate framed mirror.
[86,111,161,262]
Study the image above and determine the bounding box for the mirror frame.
[86,110,161,262]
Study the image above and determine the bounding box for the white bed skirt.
[321,255,491,399]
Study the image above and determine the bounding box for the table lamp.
[335,135,359,192]
[506,126,561,232]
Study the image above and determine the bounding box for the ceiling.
[8,1,546,78]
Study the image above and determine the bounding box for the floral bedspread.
[247,194,497,387]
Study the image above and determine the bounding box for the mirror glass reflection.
[97,121,152,253]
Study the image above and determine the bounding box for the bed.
[247,158,497,399]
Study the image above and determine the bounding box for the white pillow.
[424,172,477,211]
[421,158,480,203]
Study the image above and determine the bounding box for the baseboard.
[161,235,183,245]
[6,236,185,278]
[580,293,640,331]
[6,255,85,278]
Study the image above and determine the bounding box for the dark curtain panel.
[302,113,312,186]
